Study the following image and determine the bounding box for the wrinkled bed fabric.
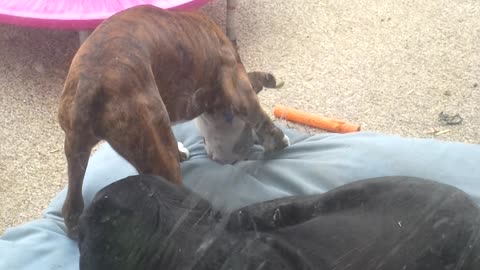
[1,121,480,270]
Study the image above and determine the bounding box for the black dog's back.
[227,176,480,269]
[79,175,480,270]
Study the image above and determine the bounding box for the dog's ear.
[247,72,277,94]
[190,87,216,114]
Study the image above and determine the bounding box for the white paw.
[177,142,190,160]
[282,134,291,146]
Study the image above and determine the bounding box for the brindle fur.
[58,5,288,238]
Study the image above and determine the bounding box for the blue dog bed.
[1,121,479,269]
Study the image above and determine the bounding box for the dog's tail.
[247,72,280,94]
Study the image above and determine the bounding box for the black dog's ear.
[247,72,277,93]
[84,190,135,228]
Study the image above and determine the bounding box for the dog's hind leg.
[101,93,182,186]
[59,78,102,239]
[62,127,99,239]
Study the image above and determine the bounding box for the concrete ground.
[1,0,479,233]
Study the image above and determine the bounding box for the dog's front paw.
[262,131,289,153]
[178,142,190,161]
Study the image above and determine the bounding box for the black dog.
[78,175,480,270]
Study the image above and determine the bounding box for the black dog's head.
[78,175,217,270]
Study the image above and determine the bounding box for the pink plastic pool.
[0,0,211,30]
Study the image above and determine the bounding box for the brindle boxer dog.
[58,5,289,239]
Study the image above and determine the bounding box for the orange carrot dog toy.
[273,105,361,133]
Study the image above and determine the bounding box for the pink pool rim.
[0,0,211,30]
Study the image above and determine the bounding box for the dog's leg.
[62,131,99,239]
[221,66,290,153]
[244,100,290,153]
[102,94,182,186]
[59,77,103,239]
